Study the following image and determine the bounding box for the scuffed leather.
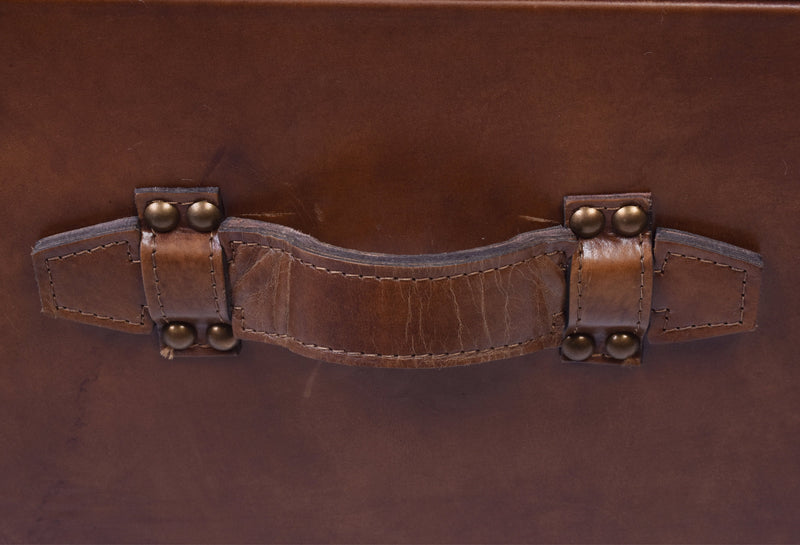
[564,193,654,365]
[218,218,575,368]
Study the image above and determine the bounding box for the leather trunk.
[2,0,799,542]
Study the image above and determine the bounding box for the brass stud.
[605,332,640,360]
[207,323,238,352]
[561,333,595,362]
[162,322,196,350]
[143,200,180,233]
[611,205,648,237]
[186,200,222,232]
[569,206,605,238]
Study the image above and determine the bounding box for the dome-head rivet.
[144,200,180,233]
[207,323,238,352]
[606,332,640,360]
[561,333,595,362]
[611,205,648,237]
[569,206,605,238]
[186,200,222,232]
[162,322,196,350]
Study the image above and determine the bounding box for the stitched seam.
[151,236,166,320]
[229,241,566,280]
[573,240,584,334]
[636,233,645,335]
[209,233,223,321]
[654,252,747,332]
[235,307,563,359]
[53,306,148,326]
[44,241,138,264]
[44,241,146,325]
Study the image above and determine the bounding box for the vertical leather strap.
[136,187,231,357]
[563,193,654,365]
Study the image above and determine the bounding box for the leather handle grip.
[31,188,763,367]
[218,218,575,367]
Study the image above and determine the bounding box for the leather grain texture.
[3,0,800,542]
[220,218,573,367]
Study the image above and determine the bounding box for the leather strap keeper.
[31,187,763,367]
[563,193,654,365]
[136,187,232,357]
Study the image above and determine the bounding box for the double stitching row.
[150,232,225,321]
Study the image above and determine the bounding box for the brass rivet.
[144,200,180,233]
[561,333,595,362]
[162,322,196,350]
[186,200,222,232]
[611,205,648,237]
[606,332,640,360]
[207,323,238,352]
[569,206,605,238]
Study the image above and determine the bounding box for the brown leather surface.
[649,227,763,344]
[3,0,800,543]
[220,218,573,367]
[31,203,759,367]
[136,187,231,356]
[31,218,153,335]
[564,193,653,365]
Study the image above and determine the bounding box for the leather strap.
[135,187,232,357]
[218,218,573,367]
[563,193,654,365]
[31,189,764,367]
[649,227,763,344]
[32,217,153,334]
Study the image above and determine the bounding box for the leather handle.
[218,218,575,367]
[31,188,763,367]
